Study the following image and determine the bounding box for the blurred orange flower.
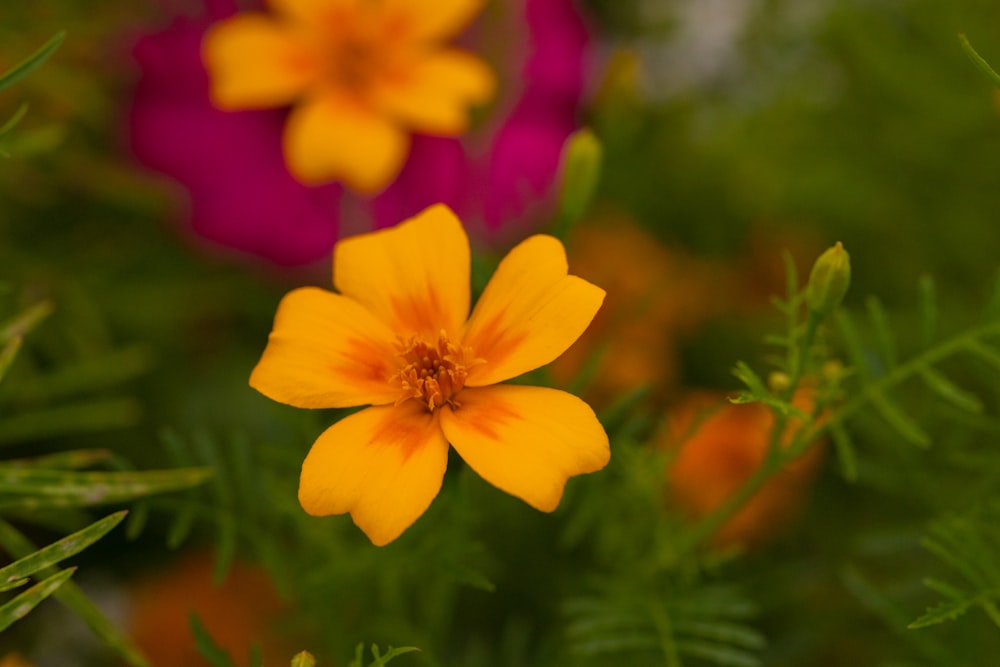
[0,654,34,667]
[250,204,610,545]
[127,550,289,667]
[664,389,826,548]
[203,0,495,192]
[550,214,732,406]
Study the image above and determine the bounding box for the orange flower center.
[391,332,476,412]
[319,9,409,96]
[331,37,380,91]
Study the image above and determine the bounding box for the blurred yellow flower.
[664,389,826,548]
[0,654,34,667]
[203,0,495,193]
[251,204,610,545]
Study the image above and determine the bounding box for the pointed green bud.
[558,127,603,225]
[291,651,316,667]
[806,242,851,316]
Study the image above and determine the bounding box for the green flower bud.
[558,128,603,225]
[768,371,792,393]
[806,242,851,316]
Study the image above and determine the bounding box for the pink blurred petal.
[370,135,469,230]
[480,0,590,231]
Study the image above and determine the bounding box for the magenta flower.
[128,0,591,265]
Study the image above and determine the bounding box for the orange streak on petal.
[441,385,609,512]
[299,403,449,545]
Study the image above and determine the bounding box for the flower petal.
[373,49,495,135]
[249,287,400,408]
[441,385,609,511]
[383,0,484,42]
[463,235,605,386]
[299,402,449,546]
[283,92,410,192]
[203,14,318,110]
[333,204,470,340]
[269,0,357,23]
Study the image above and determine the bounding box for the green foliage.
[0,31,64,154]
[349,643,421,667]
[0,296,209,663]
[566,584,764,667]
[0,567,75,633]
[910,502,1000,630]
[0,511,124,592]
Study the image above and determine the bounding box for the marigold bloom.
[129,0,591,264]
[202,0,496,193]
[250,204,610,545]
[664,390,825,548]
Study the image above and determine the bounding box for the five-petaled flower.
[250,204,610,545]
[203,0,496,193]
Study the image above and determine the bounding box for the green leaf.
[0,518,149,666]
[835,310,872,380]
[369,645,421,666]
[958,33,1000,89]
[0,301,52,344]
[0,31,65,93]
[869,391,930,448]
[0,466,212,510]
[3,449,114,470]
[0,511,125,592]
[674,620,767,650]
[0,103,29,142]
[189,613,237,667]
[865,296,896,369]
[918,367,983,413]
[676,638,761,667]
[0,336,22,384]
[908,597,977,629]
[0,398,142,445]
[0,567,75,632]
[830,420,859,482]
[165,500,199,549]
[918,274,937,346]
[731,361,769,398]
[922,577,968,601]
[10,346,153,404]
[964,339,1000,373]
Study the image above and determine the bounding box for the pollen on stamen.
[389,331,479,412]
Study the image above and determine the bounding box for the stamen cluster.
[392,331,475,411]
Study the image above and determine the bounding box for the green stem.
[649,600,682,667]
[830,319,1000,429]
[674,310,823,559]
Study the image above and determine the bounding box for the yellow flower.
[250,204,610,545]
[203,0,496,193]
